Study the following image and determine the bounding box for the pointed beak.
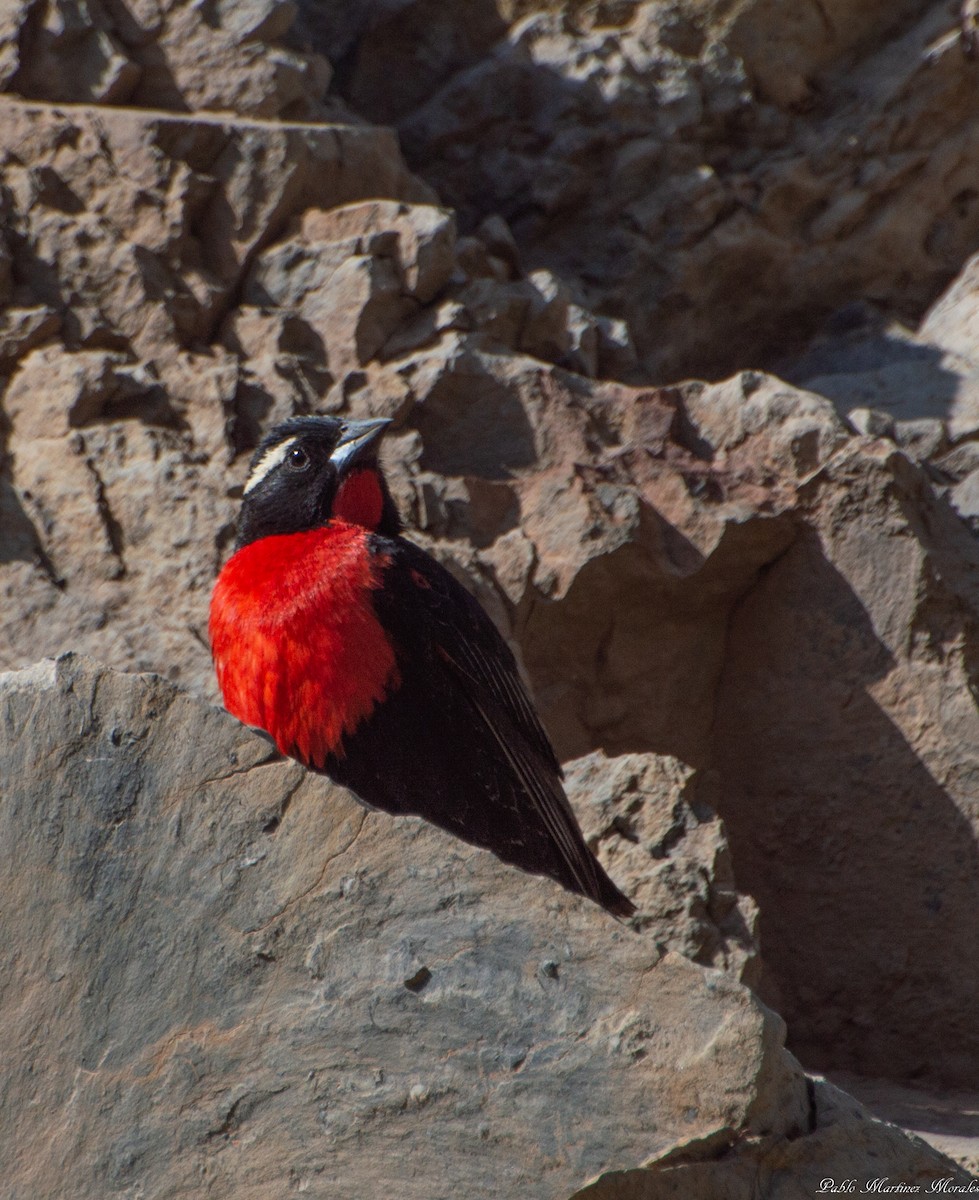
[330,418,392,475]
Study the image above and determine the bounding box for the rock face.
[4,0,979,1174]
[0,656,963,1196]
[714,442,979,1085]
[311,2,979,380]
[566,752,759,985]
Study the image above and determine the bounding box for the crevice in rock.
[85,457,127,578]
[403,966,432,993]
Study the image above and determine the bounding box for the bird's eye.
[287,445,310,471]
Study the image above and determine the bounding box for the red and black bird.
[209,416,635,917]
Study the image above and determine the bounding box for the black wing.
[335,534,635,918]
[389,540,561,774]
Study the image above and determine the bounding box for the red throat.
[209,524,398,767]
[333,468,384,530]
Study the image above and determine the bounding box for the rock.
[454,278,553,357]
[950,466,979,520]
[578,1076,965,1197]
[0,305,61,368]
[5,346,166,437]
[379,299,474,362]
[935,440,979,484]
[455,234,510,282]
[244,200,459,378]
[8,2,979,392]
[830,1071,979,1174]
[244,200,619,380]
[0,349,238,687]
[723,0,921,109]
[565,752,759,985]
[784,303,979,443]
[712,441,979,1086]
[376,3,979,381]
[310,253,414,375]
[920,247,979,363]
[476,213,523,277]
[893,417,948,461]
[916,248,979,439]
[7,2,141,105]
[566,304,600,378]
[11,429,125,584]
[300,201,458,305]
[594,314,639,380]
[0,654,963,1196]
[3,0,332,119]
[682,372,848,479]
[293,0,508,125]
[0,97,433,361]
[847,406,896,439]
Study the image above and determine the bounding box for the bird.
[209,415,635,918]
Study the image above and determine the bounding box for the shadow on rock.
[0,476,44,568]
[782,306,968,426]
[712,523,979,1086]
[412,359,539,478]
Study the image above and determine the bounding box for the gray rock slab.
[0,655,811,1200]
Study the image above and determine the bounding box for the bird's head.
[234,415,400,549]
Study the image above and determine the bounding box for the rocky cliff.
[2,0,979,1190]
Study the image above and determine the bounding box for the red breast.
[209,522,399,767]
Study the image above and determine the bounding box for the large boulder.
[0,655,963,1196]
[712,440,979,1086]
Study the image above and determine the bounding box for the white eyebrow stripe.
[243,437,298,495]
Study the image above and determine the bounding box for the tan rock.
[892,418,948,461]
[576,1077,963,1198]
[10,435,123,584]
[712,441,979,1085]
[0,97,433,362]
[784,303,979,444]
[682,372,849,478]
[830,1070,979,1174]
[6,2,141,105]
[950,466,979,520]
[920,247,979,363]
[2,0,330,119]
[0,368,237,689]
[0,306,61,367]
[244,200,465,378]
[300,200,457,304]
[5,346,163,438]
[566,752,759,983]
[311,254,414,375]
